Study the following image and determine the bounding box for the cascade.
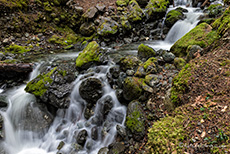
[0,1,204,153]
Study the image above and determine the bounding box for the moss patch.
[170,23,219,57]
[25,67,57,97]
[5,44,31,54]
[165,9,184,27]
[75,41,101,68]
[137,44,156,60]
[128,0,144,22]
[145,0,169,20]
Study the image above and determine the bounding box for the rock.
[96,3,106,12]
[134,66,146,77]
[163,88,175,112]
[137,43,156,61]
[25,65,76,109]
[108,142,125,154]
[170,23,219,57]
[145,74,159,87]
[0,114,4,139]
[136,0,149,7]
[64,44,74,50]
[0,94,8,107]
[118,55,141,72]
[19,102,53,132]
[186,45,203,62]
[80,22,96,36]
[206,4,224,18]
[145,0,169,22]
[128,0,145,23]
[82,7,98,19]
[165,9,185,28]
[0,53,5,61]
[162,52,176,63]
[76,129,88,146]
[91,126,98,140]
[109,66,120,79]
[79,78,103,108]
[121,17,132,31]
[97,17,119,37]
[116,0,129,6]
[2,38,10,46]
[116,125,127,139]
[143,57,158,74]
[174,57,186,69]
[98,147,109,154]
[123,77,143,101]
[126,100,146,141]
[74,6,84,15]
[76,41,103,70]
[124,38,132,44]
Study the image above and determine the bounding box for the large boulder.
[165,9,185,28]
[25,64,76,109]
[128,0,145,23]
[137,43,156,61]
[170,23,219,57]
[145,0,169,22]
[79,78,103,108]
[118,55,141,72]
[97,17,119,37]
[76,41,102,70]
[79,22,96,36]
[123,77,143,101]
[126,100,146,141]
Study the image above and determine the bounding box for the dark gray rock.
[98,147,109,154]
[79,78,103,108]
[186,45,203,62]
[163,52,176,63]
[82,7,98,19]
[96,4,106,12]
[108,142,125,154]
[80,22,96,36]
[76,129,88,146]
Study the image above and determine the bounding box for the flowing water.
[0,1,203,154]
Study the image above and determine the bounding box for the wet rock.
[143,57,158,74]
[109,66,120,79]
[145,74,159,87]
[118,55,141,72]
[97,17,119,38]
[79,78,103,107]
[82,7,98,19]
[19,102,54,132]
[98,147,109,154]
[108,142,125,154]
[186,45,203,62]
[134,66,146,77]
[162,52,175,63]
[126,100,146,141]
[76,129,88,146]
[165,9,185,28]
[91,126,98,140]
[0,94,8,108]
[123,77,143,101]
[137,44,156,61]
[96,3,106,12]
[100,95,114,117]
[128,0,145,23]
[124,38,132,44]
[0,114,4,139]
[80,22,96,36]
[116,125,127,140]
[174,57,186,69]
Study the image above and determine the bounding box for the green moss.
[147,115,186,153]
[171,64,193,105]
[170,23,219,57]
[145,0,169,20]
[126,110,144,133]
[143,57,157,70]
[128,0,144,22]
[0,0,29,9]
[138,44,156,60]
[76,41,101,68]
[123,77,143,100]
[48,32,78,46]
[121,17,132,30]
[212,8,230,36]
[165,10,184,27]
[174,57,186,69]
[97,21,118,36]
[5,44,31,54]
[25,68,57,97]
[116,0,129,6]
[119,56,141,71]
[207,4,223,18]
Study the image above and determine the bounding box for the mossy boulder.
[118,55,141,71]
[5,44,31,54]
[123,77,143,101]
[171,63,193,105]
[170,23,219,57]
[128,0,145,22]
[97,17,119,37]
[76,41,102,70]
[143,57,158,74]
[147,115,186,153]
[174,57,186,69]
[165,9,185,28]
[145,0,169,21]
[126,100,146,141]
[116,0,129,6]
[212,7,230,36]
[137,44,156,61]
[79,22,96,36]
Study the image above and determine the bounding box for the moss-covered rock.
[206,4,224,18]
[25,68,57,97]
[170,23,219,57]
[137,44,156,61]
[0,0,29,10]
[5,44,31,54]
[165,9,185,28]
[143,57,158,74]
[147,115,186,153]
[116,0,129,6]
[212,7,230,36]
[126,100,146,141]
[75,41,101,69]
[97,17,119,37]
[171,63,193,105]
[120,16,132,30]
[174,57,186,69]
[82,6,98,19]
[79,22,96,36]
[128,0,145,22]
[145,0,169,21]
[118,55,141,71]
[123,77,143,101]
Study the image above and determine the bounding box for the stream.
[0,1,203,154]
